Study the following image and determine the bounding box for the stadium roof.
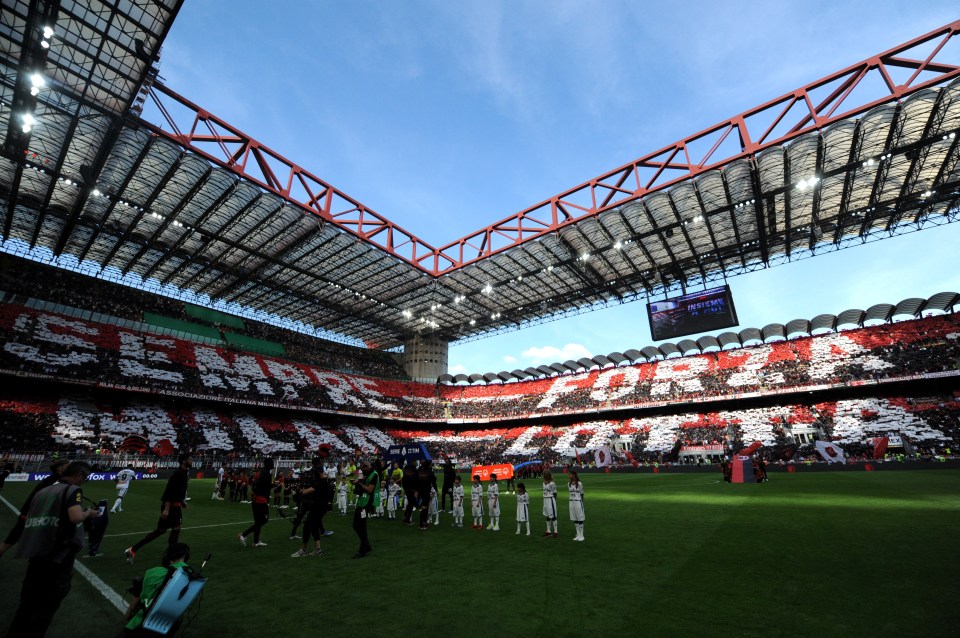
[1,6,959,349]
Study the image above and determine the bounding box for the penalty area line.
[0,494,127,614]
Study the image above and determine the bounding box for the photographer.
[5,461,100,637]
[0,458,68,559]
[350,459,379,559]
[123,543,191,637]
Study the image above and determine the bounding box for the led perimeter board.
[647,285,739,341]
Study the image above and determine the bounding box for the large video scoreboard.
[647,285,739,341]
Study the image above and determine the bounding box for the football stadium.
[1,2,959,637]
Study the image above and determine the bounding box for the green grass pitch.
[0,470,957,637]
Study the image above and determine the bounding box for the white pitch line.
[0,494,126,614]
[104,520,251,538]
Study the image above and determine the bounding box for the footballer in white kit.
[111,466,137,513]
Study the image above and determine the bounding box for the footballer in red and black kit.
[125,453,191,564]
[238,458,274,547]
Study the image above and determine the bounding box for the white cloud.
[522,343,592,365]
[448,363,469,375]
[503,355,517,364]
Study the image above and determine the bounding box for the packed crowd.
[2,297,960,423]
[0,385,957,466]
[0,255,408,379]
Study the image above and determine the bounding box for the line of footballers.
[213,462,588,546]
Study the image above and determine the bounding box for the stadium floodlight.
[43,26,54,39]
[30,72,45,88]
[614,241,622,250]
[40,40,49,49]
[469,319,476,325]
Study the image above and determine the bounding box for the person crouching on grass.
[123,542,191,636]
[568,470,585,542]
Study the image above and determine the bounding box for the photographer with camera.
[350,459,379,559]
[5,461,101,637]
[123,543,191,637]
[0,458,69,559]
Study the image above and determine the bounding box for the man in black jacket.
[125,453,191,563]
[401,460,418,525]
[441,459,456,513]
[417,461,437,530]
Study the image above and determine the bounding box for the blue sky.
[156,1,960,375]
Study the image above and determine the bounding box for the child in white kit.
[486,474,500,531]
[387,478,401,519]
[470,474,484,529]
[542,469,559,538]
[515,482,530,535]
[428,485,440,525]
[452,475,464,527]
[568,470,585,541]
[376,480,386,518]
[337,477,349,515]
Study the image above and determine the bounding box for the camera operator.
[123,542,191,637]
[351,459,379,559]
[5,461,100,637]
[0,458,68,559]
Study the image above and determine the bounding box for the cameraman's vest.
[14,482,83,562]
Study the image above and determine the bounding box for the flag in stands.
[815,440,846,464]
[868,436,889,459]
[595,445,612,468]
[574,448,581,464]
